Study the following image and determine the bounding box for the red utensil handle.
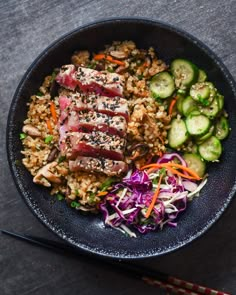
[168,276,232,295]
[143,276,201,295]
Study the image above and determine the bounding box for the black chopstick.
[1,229,231,295]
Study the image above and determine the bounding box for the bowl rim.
[6,17,236,259]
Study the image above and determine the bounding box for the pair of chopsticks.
[1,229,231,295]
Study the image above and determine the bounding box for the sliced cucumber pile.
[164,58,230,163]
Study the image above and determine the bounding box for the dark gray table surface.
[0,1,236,294]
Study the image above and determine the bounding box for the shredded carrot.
[142,61,149,67]
[93,54,125,66]
[157,151,163,158]
[50,101,57,124]
[141,163,201,180]
[46,119,53,134]
[162,162,201,179]
[96,191,108,197]
[145,174,163,218]
[110,58,125,66]
[168,96,177,115]
[94,54,106,61]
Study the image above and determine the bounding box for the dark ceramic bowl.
[7,18,236,259]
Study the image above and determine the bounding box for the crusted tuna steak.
[55,64,77,90]
[58,94,129,121]
[67,111,127,137]
[65,131,126,161]
[69,156,128,176]
[56,65,125,97]
[76,66,125,97]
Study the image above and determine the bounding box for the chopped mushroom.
[33,162,61,187]
[110,50,128,59]
[23,125,41,137]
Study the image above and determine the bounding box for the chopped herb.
[100,177,116,192]
[58,155,66,163]
[44,135,53,144]
[159,167,166,177]
[152,178,158,185]
[107,67,114,73]
[36,91,43,96]
[87,62,96,69]
[71,201,80,208]
[88,192,96,204]
[56,193,64,201]
[50,71,57,82]
[137,74,143,80]
[20,133,27,140]
[75,189,79,196]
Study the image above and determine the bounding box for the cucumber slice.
[195,126,214,145]
[198,69,207,82]
[171,59,199,89]
[183,153,206,177]
[176,94,185,114]
[198,136,222,161]
[168,118,189,148]
[190,82,215,106]
[190,82,210,102]
[216,93,224,112]
[186,113,211,136]
[182,96,198,117]
[199,97,219,119]
[150,72,175,99]
[214,116,229,140]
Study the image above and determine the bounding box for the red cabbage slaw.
[99,153,207,238]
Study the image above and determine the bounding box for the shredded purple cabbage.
[99,153,204,236]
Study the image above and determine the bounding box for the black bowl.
[7,18,236,259]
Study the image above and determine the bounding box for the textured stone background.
[0,0,236,294]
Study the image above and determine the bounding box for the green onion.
[36,91,43,96]
[50,71,57,82]
[20,133,27,140]
[137,74,143,80]
[58,155,66,163]
[56,193,64,201]
[71,201,80,208]
[45,135,53,144]
[75,189,79,196]
[107,67,114,73]
[100,177,116,192]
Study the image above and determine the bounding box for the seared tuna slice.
[76,67,125,97]
[67,111,127,137]
[58,94,129,121]
[67,131,126,161]
[72,93,129,121]
[69,156,128,176]
[56,65,77,90]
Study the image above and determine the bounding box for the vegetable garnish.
[20,133,27,140]
[93,54,125,66]
[96,191,108,197]
[44,135,53,144]
[56,193,64,201]
[46,119,53,134]
[145,174,163,218]
[99,153,207,237]
[141,163,201,180]
[168,96,177,115]
[50,101,57,124]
